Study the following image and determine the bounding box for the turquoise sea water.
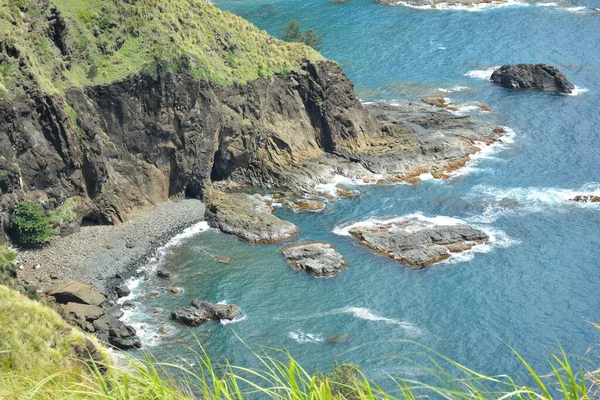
[123,0,600,385]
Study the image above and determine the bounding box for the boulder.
[115,284,131,298]
[109,325,142,349]
[491,64,574,94]
[281,242,348,276]
[347,218,489,267]
[61,302,105,322]
[157,269,173,279]
[172,299,241,326]
[47,281,106,306]
[206,190,298,244]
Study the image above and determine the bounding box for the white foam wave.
[280,307,423,337]
[468,183,600,222]
[333,212,467,236]
[393,0,527,11]
[564,6,588,13]
[450,127,516,178]
[568,86,589,96]
[221,314,247,325]
[449,104,490,116]
[465,66,499,80]
[315,174,385,197]
[288,331,324,344]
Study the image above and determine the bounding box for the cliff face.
[0,1,505,243]
[0,57,379,237]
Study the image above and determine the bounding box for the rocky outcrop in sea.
[491,64,575,94]
[171,299,241,326]
[205,190,298,243]
[346,218,489,267]
[281,242,348,276]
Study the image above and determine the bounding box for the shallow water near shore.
[123,0,600,383]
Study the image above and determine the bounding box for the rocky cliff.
[0,0,505,244]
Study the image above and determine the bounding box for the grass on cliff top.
[0,0,322,99]
[1,285,600,399]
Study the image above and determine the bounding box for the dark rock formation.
[171,299,241,326]
[347,219,489,267]
[157,269,174,279]
[108,325,141,349]
[491,64,574,94]
[206,190,298,243]
[281,242,348,276]
[46,281,140,349]
[115,284,130,298]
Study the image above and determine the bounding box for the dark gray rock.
[347,219,489,267]
[172,299,241,326]
[109,325,141,349]
[281,242,348,276]
[157,269,173,279]
[115,284,130,298]
[491,64,574,94]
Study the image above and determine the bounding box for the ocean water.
[122,0,600,385]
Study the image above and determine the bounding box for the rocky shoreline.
[17,199,206,295]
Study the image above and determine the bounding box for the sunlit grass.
[1,284,599,399]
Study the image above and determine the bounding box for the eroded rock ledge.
[346,218,489,267]
[205,190,298,243]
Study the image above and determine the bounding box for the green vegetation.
[0,285,599,399]
[282,20,324,51]
[0,0,323,99]
[48,196,81,227]
[11,202,56,246]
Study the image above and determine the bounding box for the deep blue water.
[123,0,600,388]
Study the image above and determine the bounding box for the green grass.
[1,284,599,399]
[0,0,323,99]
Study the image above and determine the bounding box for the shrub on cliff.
[11,202,55,246]
[282,20,324,51]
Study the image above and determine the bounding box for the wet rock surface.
[571,195,600,203]
[347,219,490,267]
[206,190,298,244]
[281,242,348,276]
[172,299,241,326]
[491,64,575,93]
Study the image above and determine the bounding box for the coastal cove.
[111,0,600,383]
[2,0,599,393]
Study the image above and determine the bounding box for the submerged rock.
[47,281,106,306]
[206,190,298,243]
[157,269,173,279]
[571,195,600,203]
[280,198,326,212]
[347,219,489,267]
[171,299,241,326]
[491,64,574,94]
[325,333,353,344]
[281,242,348,276]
